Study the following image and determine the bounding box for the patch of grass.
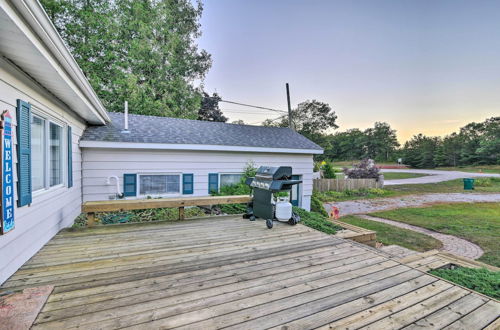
[340,215,442,252]
[371,203,500,267]
[293,206,342,235]
[382,172,429,180]
[386,178,500,195]
[434,165,500,174]
[429,267,500,299]
[314,188,396,202]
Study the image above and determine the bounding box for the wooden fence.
[313,178,382,192]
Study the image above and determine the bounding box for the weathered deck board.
[1,216,498,330]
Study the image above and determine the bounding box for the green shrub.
[311,194,328,216]
[429,267,500,299]
[219,203,247,214]
[313,188,392,202]
[475,178,493,187]
[322,162,337,179]
[293,206,342,235]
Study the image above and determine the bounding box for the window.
[31,116,45,191]
[49,122,63,186]
[220,173,243,187]
[139,174,180,195]
[31,113,66,192]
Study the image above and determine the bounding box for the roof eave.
[79,140,324,155]
[0,0,109,124]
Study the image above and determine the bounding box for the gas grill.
[244,166,302,229]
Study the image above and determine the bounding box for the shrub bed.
[293,206,342,235]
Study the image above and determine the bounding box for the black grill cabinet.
[244,166,302,229]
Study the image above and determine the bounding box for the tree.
[364,122,400,162]
[41,0,212,118]
[263,100,338,151]
[476,117,500,164]
[231,120,246,125]
[402,134,440,168]
[198,93,227,122]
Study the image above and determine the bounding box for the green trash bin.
[463,178,475,190]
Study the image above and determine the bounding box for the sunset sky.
[198,0,500,142]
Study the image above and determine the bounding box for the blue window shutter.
[16,99,32,207]
[183,174,193,194]
[208,173,218,194]
[67,126,73,188]
[123,174,137,196]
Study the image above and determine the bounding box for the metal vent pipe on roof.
[121,101,130,133]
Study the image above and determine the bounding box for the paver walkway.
[381,169,500,185]
[358,215,484,260]
[324,193,500,216]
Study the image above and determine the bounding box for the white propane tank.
[275,197,293,221]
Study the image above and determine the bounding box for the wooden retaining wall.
[313,178,382,192]
[332,220,377,247]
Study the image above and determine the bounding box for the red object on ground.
[0,285,53,330]
[330,207,340,220]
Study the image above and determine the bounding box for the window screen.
[220,174,243,187]
[139,174,180,195]
[31,115,45,191]
[49,122,63,186]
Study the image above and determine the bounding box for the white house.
[0,0,322,285]
[80,112,323,208]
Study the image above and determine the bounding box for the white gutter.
[8,0,110,124]
[79,141,324,155]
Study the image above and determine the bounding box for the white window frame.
[219,172,244,190]
[137,173,182,198]
[31,111,67,196]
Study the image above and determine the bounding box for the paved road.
[325,193,500,216]
[381,169,500,185]
[358,214,484,259]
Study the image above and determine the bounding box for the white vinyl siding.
[81,149,314,211]
[0,61,86,285]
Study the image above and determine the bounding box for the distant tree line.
[402,117,499,168]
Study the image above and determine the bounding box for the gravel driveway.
[324,193,500,216]
[381,169,500,185]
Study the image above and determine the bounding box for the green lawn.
[341,215,442,252]
[382,172,429,180]
[386,177,500,195]
[429,267,500,299]
[370,203,500,267]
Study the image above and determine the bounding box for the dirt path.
[324,193,500,216]
[358,215,484,259]
[381,169,500,185]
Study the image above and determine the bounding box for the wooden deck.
[1,216,499,329]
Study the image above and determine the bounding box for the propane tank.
[275,197,293,221]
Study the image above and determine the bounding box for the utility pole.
[286,83,294,130]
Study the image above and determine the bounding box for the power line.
[248,114,286,125]
[219,100,287,113]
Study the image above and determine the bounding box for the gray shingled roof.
[81,112,323,151]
